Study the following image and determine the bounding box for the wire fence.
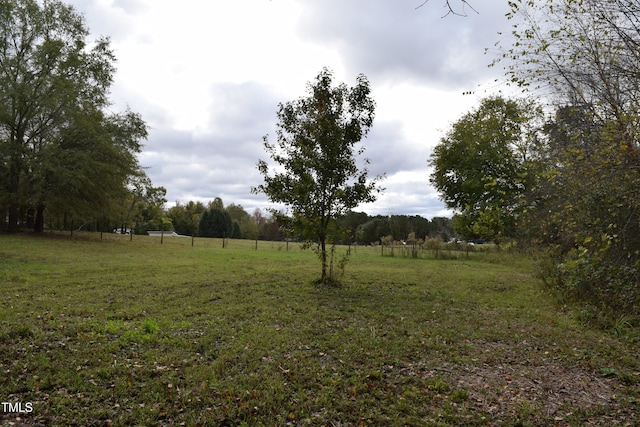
[57,230,504,262]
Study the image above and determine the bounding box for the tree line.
[166,196,453,244]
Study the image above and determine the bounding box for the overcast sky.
[67,0,513,219]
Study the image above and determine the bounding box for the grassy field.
[0,233,638,426]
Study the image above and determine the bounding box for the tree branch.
[416,0,478,17]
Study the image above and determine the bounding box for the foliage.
[541,246,640,326]
[354,215,453,245]
[356,217,392,245]
[429,96,544,242]
[528,105,640,318]
[110,173,167,235]
[336,210,370,243]
[0,0,149,233]
[499,0,640,319]
[169,200,259,239]
[226,203,259,239]
[198,207,232,238]
[253,67,384,284]
[500,0,640,121]
[167,200,206,236]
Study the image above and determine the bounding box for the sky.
[66,0,514,219]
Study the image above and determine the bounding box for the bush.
[539,247,640,326]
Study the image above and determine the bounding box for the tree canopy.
[253,68,384,284]
[0,0,149,232]
[429,96,544,243]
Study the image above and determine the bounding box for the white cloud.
[297,0,511,88]
[65,0,510,219]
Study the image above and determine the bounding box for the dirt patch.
[456,363,616,418]
[438,339,635,424]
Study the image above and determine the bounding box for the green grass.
[0,233,638,426]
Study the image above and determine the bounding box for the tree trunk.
[33,204,45,233]
[320,237,327,283]
[7,204,19,232]
[7,170,20,232]
[8,131,25,233]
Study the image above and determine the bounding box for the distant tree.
[429,96,544,243]
[356,218,392,245]
[262,216,283,241]
[429,216,454,241]
[251,208,269,239]
[198,210,211,237]
[226,203,258,239]
[209,197,224,210]
[167,201,206,236]
[107,173,168,235]
[338,210,370,244]
[253,68,384,284]
[407,215,430,240]
[389,215,412,241]
[132,182,169,235]
[199,208,232,238]
[354,214,434,244]
[231,221,242,239]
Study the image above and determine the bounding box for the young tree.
[253,68,384,284]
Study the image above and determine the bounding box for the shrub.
[539,246,640,326]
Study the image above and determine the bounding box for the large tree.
[429,96,545,243]
[253,68,384,284]
[0,0,146,232]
